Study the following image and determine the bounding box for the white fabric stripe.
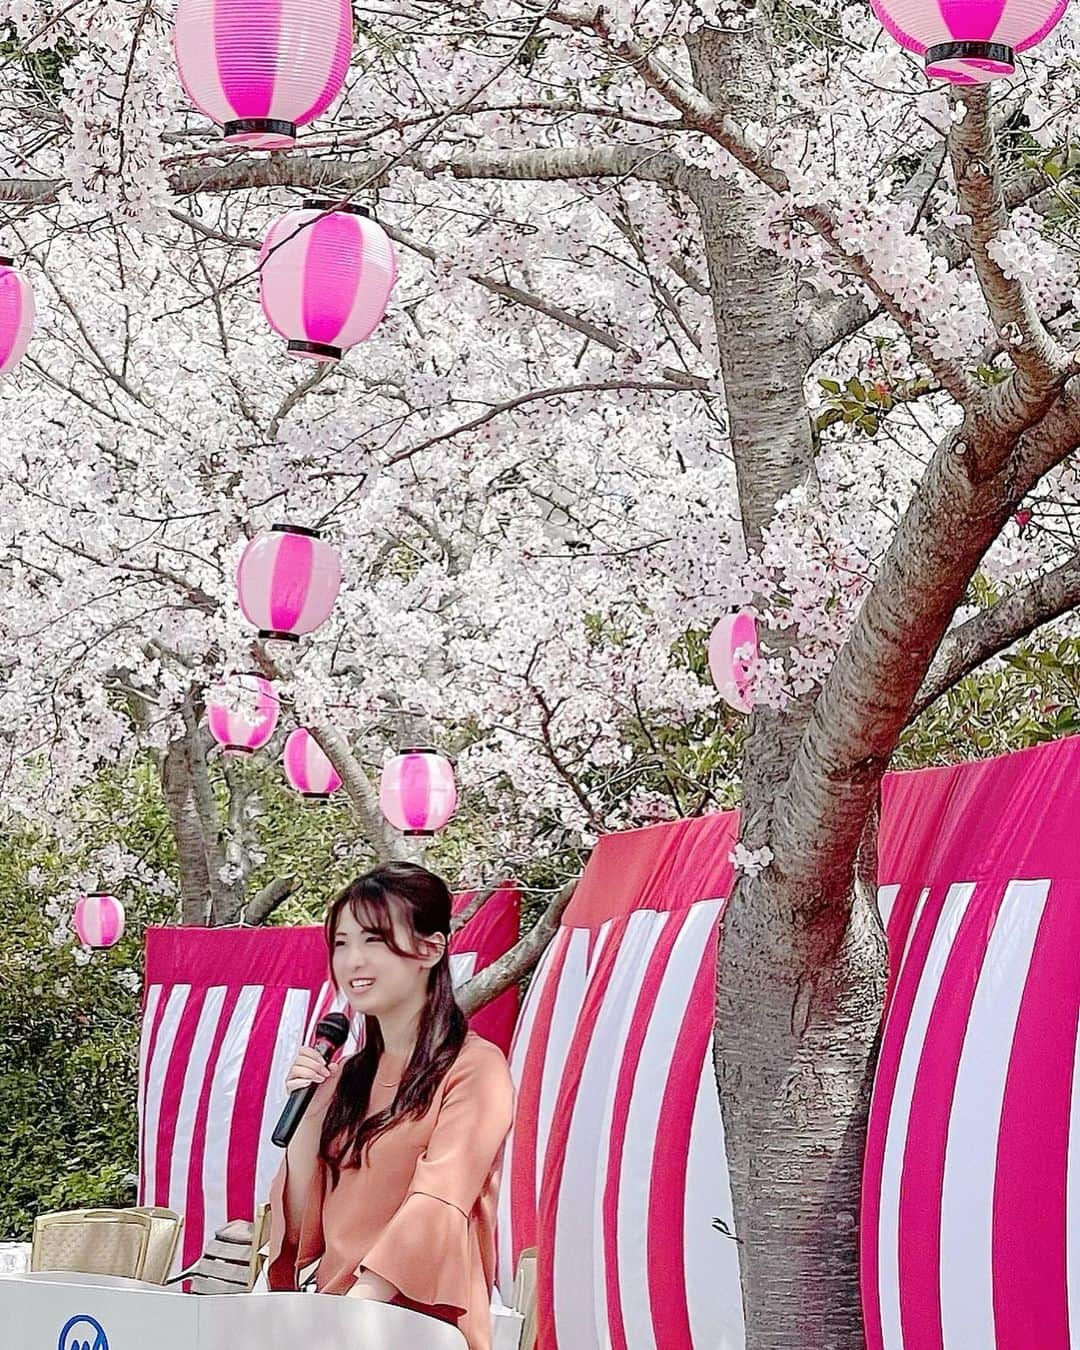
[877,884,901,931]
[878,883,975,1350]
[142,984,192,1208]
[682,900,740,1347]
[617,905,721,1350]
[938,880,1049,1350]
[202,987,263,1245]
[255,988,313,1206]
[497,928,565,1296]
[551,911,658,1350]
[137,984,164,1204]
[166,988,227,1271]
[450,951,477,986]
[1067,994,1080,1348]
[881,888,933,1046]
[685,1038,744,1348]
[537,928,592,1195]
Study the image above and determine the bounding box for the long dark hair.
[319,862,467,1185]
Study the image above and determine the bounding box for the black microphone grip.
[271,1012,350,1149]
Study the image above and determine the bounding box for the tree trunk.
[687,22,889,1345]
[715,866,885,1347]
[161,738,212,926]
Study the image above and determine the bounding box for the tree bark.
[161,738,212,926]
[688,23,886,1347]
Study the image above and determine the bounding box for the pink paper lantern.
[708,613,758,714]
[380,747,458,837]
[871,0,1067,81]
[236,524,342,643]
[283,728,342,800]
[0,257,34,378]
[172,0,352,148]
[259,202,397,362]
[206,672,279,755]
[74,892,126,949]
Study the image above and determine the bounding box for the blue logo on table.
[57,1314,108,1350]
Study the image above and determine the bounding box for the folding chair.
[31,1210,153,1281]
[513,1246,538,1350]
[127,1207,184,1283]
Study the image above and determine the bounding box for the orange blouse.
[266,1030,516,1350]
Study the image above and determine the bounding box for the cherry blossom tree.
[4,0,1080,1340]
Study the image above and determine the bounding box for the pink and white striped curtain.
[138,885,519,1270]
[498,736,1080,1349]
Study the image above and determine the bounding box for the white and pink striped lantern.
[172,0,352,149]
[74,892,126,950]
[236,524,342,643]
[206,672,279,755]
[708,612,758,714]
[259,201,397,362]
[380,747,458,837]
[283,728,342,800]
[0,257,34,378]
[871,0,1067,81]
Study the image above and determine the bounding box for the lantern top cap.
[398,745,448,756]
[0,255,13,267]
[302,199,371,217]
[269,522,322,539]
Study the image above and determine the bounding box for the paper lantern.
[380,747,458,837]
[74,892,126,949]
[206,672,279,754]
[708,613,758,713]
[236,524,342,642]
[283,728,342,800]
[172,0,352,148]
[871,0,1067,81]
[0,257,34,378]
[259,201,397,362]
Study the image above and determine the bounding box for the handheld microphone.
[271,1012,350,1149]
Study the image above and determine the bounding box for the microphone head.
[315,1012,350,1048]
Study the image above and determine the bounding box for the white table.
[0,1271,469,1349]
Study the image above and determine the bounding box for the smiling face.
[330,896,443,1018]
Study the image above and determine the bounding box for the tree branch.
[909,551,1080,720]
[243,874,298,925]
[774,382,1080,904]
[456,878,577,1015]
[947,87,1070,402]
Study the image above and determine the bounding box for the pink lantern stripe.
[1016,0,1068,48]
[302,211,361,346]
[991,888,1080,1347]
[270,0,352,123]
[215,0,282,121]
[340,222,398,345]
[398,753,434,829]
[259,215,308,341]
[306,731,341,794]
[895,882,1007,1349]
[0,267,33,375]
[173,9,232,125]
[268,530,314,633]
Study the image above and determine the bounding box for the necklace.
[375,1076,400,1088]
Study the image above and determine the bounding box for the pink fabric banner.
[138,885,519,1270]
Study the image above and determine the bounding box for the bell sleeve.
[356,1043,515,1314]
[266,1152,327,1290]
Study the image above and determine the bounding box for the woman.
[267,862,516,1350]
